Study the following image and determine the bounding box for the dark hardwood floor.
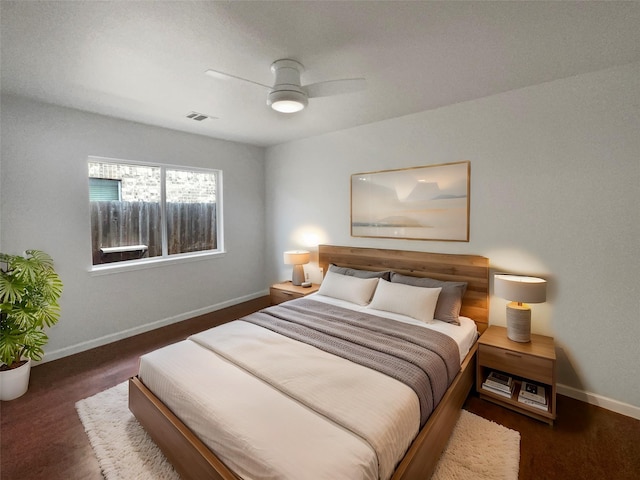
[2,296,639,480]
[464,393,640,480]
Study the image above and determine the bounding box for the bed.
[129,245,489,480]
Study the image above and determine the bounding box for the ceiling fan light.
[268,90,308,113]
[272,100,305,113]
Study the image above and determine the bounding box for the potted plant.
[0,250,63,400]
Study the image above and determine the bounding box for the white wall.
[265,63,640,413]
[0,95,266,360]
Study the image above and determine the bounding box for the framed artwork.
[351,161,470,241]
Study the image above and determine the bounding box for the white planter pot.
[0,359,32,401]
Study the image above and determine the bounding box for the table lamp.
[283,250,310,286]
[494,274,547,342]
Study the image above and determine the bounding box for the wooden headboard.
[318,245,489,333]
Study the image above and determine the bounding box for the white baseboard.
[557,383,640,420]
[40,290,269,364]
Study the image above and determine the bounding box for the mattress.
[138,297,478,480]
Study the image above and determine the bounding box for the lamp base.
[506,302,531,342]
[291,264,305,286]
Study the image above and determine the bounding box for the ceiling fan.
[205,59,366,113]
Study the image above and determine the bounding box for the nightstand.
[270,281,320,305]
[477,325,556,424]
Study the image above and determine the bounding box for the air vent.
[186,111,215,121]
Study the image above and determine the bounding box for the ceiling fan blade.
[304,78,367,98]
[204,69,270,89]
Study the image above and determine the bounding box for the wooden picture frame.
[351,161,470,241]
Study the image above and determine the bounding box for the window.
[89,178,121,201]
[88,157,222,267]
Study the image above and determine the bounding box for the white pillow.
[368,279,442,324]
[317,270,379,306]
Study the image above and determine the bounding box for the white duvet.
[137,295,477,480]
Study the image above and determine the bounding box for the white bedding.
[139,338,382,480]
[137,296,478,480]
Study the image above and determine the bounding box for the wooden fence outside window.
[91,201,217,265]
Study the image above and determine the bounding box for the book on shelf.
[482,381,515,398]
[520,381,547,404]
[517,393,549,411]
[484,371,513,393]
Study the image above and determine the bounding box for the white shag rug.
[76,382,520,480]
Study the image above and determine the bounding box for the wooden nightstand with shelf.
[477,325,556,424]
[270,281,320,305]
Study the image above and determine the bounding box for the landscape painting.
[351,161,470,241]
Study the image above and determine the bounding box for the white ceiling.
[2,1,639,147]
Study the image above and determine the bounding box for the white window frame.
[89,156,225,275]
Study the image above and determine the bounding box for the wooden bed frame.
[129,245,489,480]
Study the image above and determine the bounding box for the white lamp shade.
[494,274,547,303]
[283,250,310,265]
